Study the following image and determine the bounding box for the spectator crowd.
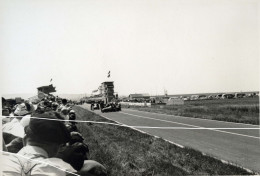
[2,95,107,176]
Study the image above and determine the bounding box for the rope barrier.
[1,115,259,130]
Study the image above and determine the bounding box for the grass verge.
[123,98,259,125]
[73,106,254,176]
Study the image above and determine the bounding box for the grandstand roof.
[37,84,56,94]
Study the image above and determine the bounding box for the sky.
[0,0,259,96]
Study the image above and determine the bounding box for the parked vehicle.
[215,94,223,99]
[234,93,246,98]
[246,93,254,98]
[190,95,199,100]
[207,95,214,100]
[183,96,190,101]
[222,94,234,99]
[198,95,207,100]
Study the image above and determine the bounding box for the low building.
[150,96,169,104]
[129,94,150,102]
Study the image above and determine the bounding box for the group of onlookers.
[2,95,107,176]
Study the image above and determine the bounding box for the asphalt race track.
[81,104,260,172]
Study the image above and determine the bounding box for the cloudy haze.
[0,0,259,96]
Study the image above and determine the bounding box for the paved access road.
[81,105,260,172]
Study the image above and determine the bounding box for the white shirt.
[2,146,76,176]
[2,118,25,138]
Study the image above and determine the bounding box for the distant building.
[37,84,56,95]
[129,93,150,101]
[150,95,169,104]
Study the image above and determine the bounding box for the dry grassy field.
[125,97,259,125]
[73,106,254,175]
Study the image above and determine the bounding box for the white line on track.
[130,126,259,130]
[2,112,259,139]
[98,114,185,148]
[2,115,258,130]
[119,112,260,139]
[124,108,259,126]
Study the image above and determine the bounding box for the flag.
[107,71,110,78]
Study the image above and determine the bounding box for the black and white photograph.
[1,0,259,175]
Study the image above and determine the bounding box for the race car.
[101,102,121,113]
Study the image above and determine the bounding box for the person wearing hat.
[2,102,33,139]
[57,98,68,112]
[13,102,34,116]
[68,110,77,125]
[51,102,59,111]
[2,112,75,176]
[60,107,71,125]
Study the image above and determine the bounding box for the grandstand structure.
[35,84,56,100]
[89,81,116,104]
[37,84,56,94]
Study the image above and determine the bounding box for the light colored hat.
[14,103,29,116]
[61,108,69,115]
[69,110,76,114]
